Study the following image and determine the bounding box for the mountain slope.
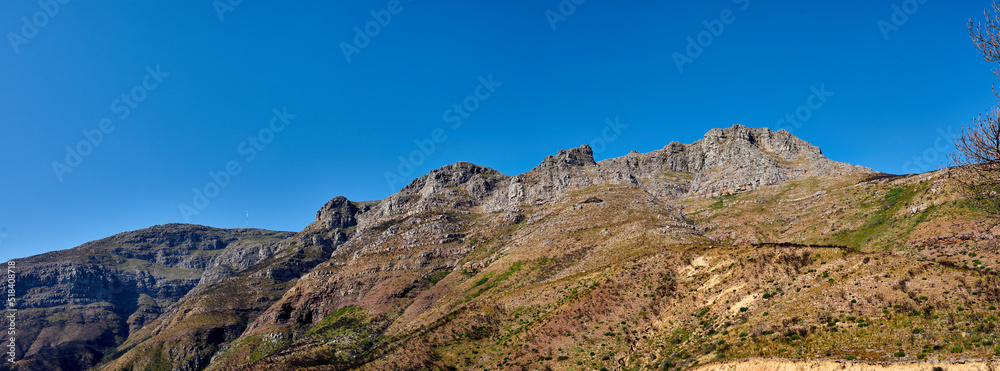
[2,225,294,371]
[209,175,1000,370]
[93,199,377,371]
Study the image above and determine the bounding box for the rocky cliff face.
[280,125,862,245]
[593,125,869,198]
[95,205,380,371]
[681,125,869,197]
[5,225,293,371]
[477,124,872,209]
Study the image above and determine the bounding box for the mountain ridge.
[6,225,294,370]
[389,124,875,213]
[12,125,999,371]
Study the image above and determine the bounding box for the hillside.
[5,125,999,371]
[3,225,294,370]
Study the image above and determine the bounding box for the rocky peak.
[93,223,227,250]
[315,196,360,230]
[587,125,874,199]
[683,125,870,197]
[401,161,506,198]
[359,162,510,224]
[531,144,596,173]
[297,195,379,251]
[698,124,823,162]
[481,145,600,211]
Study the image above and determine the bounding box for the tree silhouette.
[950,2,1000,218]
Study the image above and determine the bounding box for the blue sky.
[0,0,995,261]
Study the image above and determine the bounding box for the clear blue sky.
[0,0,995,262]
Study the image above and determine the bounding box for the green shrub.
[427,270,449,284]
[695,307,710,317]
[893,351,906,357]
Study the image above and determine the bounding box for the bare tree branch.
[953,2,1000,218]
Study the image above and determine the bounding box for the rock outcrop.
[478,125,872,210]
[680,125,870,197]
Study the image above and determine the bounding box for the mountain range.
[5,125,1000,371]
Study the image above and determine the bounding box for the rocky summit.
[6,125,1000,371]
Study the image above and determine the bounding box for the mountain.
[5,225,294,370]
[6,125,1000,371]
